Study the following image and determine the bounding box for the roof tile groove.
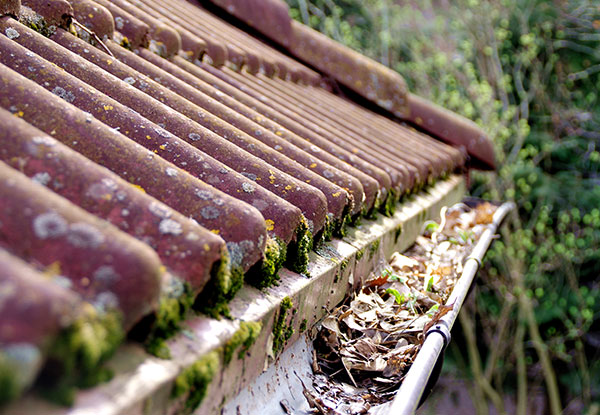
[195,61,396,196]
[0,20,317,245]
[0,161,163,330]
[83,0,149,49]
[0,107,225,293]
[1,19,330,238]
[0,55,267,272]
[164,55,382,213]
[206,65,413,191]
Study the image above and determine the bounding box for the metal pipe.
[388,201,515,414]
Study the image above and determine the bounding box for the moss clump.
[246,237,286,289]
[333,204,352,238]
[381,188,399,217]
[299,319,308,333]
[194,249,239,319]
[394,223,403,244]
[285,218,313,275]
[272,297,294,356]
[223,321,263,365]
[18,9,58,37]
[356,248,365,261]
[144,278,196,358]
[39,307,124,404]
[172,351,220,413]
[0,353,22,405]
[368,239,381,260]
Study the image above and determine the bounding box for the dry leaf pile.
[306,202,498,414]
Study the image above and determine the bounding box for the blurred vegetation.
[286,0,600,413]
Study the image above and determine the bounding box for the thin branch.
[72,19,114,58]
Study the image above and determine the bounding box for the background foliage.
[286,0,600,413]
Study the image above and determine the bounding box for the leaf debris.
[306,202,498,413]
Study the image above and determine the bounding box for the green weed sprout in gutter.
[171,350,220,414]
[39,306,124,405]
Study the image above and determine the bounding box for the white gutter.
[388,201,515,415]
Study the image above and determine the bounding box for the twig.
[515,315,527,415]
[72,19,115,58]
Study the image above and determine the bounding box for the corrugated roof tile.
[0,0,486,406]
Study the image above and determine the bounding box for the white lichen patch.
[33,211,68,239]
[123,76,135,85]
[165,167,178,177]
[241,182,255,193]
[148,201,172,219]
[159,218,183,236]
[31,136,56,147]
[188,132,202,141]
[200,206,220,220]
[323,170,335,179]
[195,189,213,200]
[93,291,119,313]
[93,265,119,284]
[51,86,75,103]
[67,223,105,248]
[31,172,51,186]
[5,28,19,40]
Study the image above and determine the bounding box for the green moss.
[285,218,313,275]
[381,188,399,217]
[0,354,21,406]
[143,278,196,358]
[369,239,381,259]
[172,351,220,413]
[223,321,263,365]
[18,9,58,37]
[340,258,349,273]
[246,237,286,289]
[394,223,404,244]
[299,319,308,333]
[272,297,294,356]
[194,248,239,319]
[333,204,352,238]
[39,308,124,404]
[356,248,365,261]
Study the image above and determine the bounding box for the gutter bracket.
[425,322,451,350]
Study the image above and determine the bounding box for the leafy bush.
[286,0,600,412]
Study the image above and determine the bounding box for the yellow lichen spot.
[309,163,317,169]
[103,104,113,111]
[159,144,166,150]
[352,148,359,154]
[43,261,61,278]
[146,135,152,140]
[254,116,262,122]
[275,131,283,136]
[332,192,341,197]
[203,243,210,252]
[210,229,220,235]
[284,185,292,191]
[131,184,146,193]
[14,111,24,118]
[107,59,113,65]
[88,13,94,18]
[101,193,112,201]
[265,219,274,231]
[159,265,167,275]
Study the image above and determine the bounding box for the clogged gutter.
[306,202,500,414]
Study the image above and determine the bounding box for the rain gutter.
[387,201,515,415]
